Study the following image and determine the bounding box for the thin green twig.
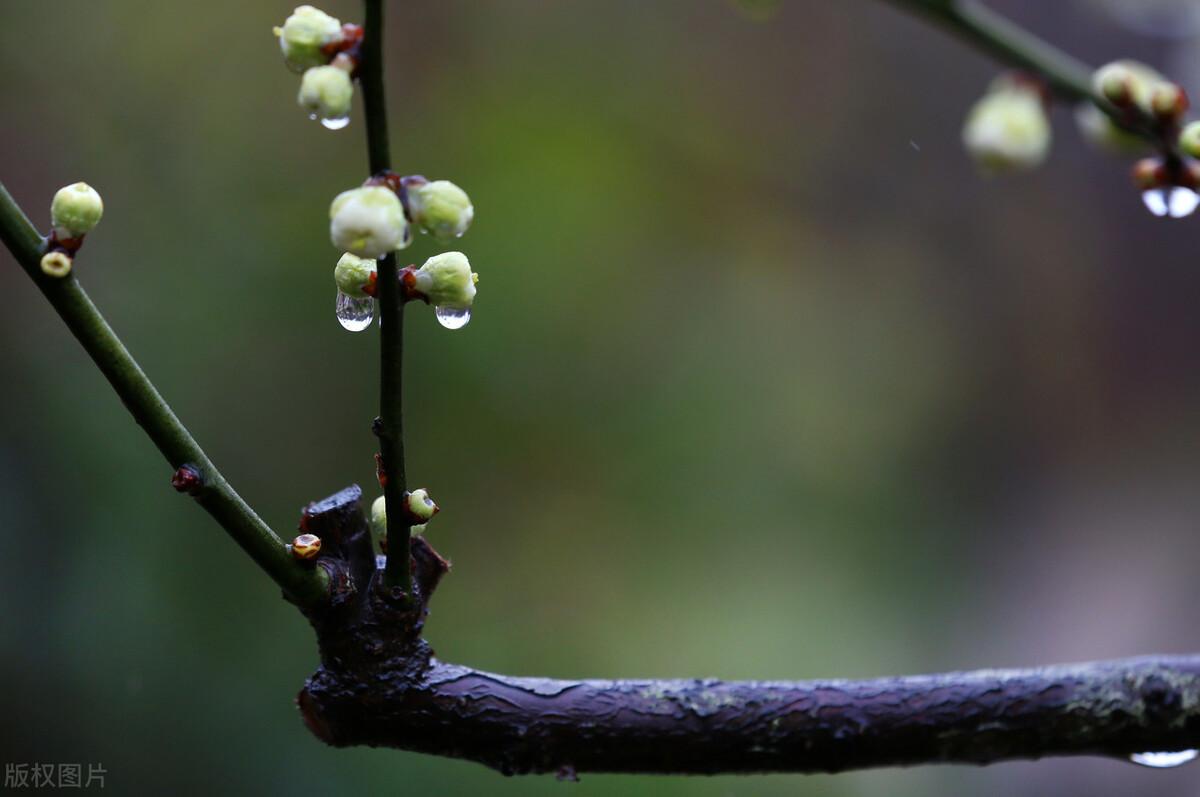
[0,181,328,606]
[360,0,412,594]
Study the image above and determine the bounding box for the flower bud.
[409,252,478,309]
[1181,122,1200,159]
[40,251,72,278]
[369,495,427,542]
[274,5,343,72]
[405,489,439,523]
[299,64,354,123]
[408,180,474,241]
[1151,82,1188,121]
[334,252,377,298]
[1074,104,1148,155]
[962,82,1051,174]
[330,186,410,258]
[50,182,104,239]
[291,533,322,560]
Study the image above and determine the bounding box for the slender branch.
[882,0,1173,151]
[302,652,1200,775]
[0,181,328,606]
[360,0,412,593]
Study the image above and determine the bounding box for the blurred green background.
[5,1,1200,794]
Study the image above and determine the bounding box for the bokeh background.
[4,0,1200,794]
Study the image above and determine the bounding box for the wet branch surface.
[297,487,1200,776]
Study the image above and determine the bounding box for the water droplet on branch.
[1129,749,1199,768]
[1141,186,1199,218]
[434,306,471,330]
[336,291,374,331]
[321,116,350,130]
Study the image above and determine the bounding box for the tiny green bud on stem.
[50,182,103,239]
[275,5,344,72]
[334,252,378,298]
[962,78,1051,174]
[404,488,439,523]
[299,64,354,123]
[408,179,474,241]
[1181,122,1200,159]
[1150,83,1189,122]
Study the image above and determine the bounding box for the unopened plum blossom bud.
[1077,61,1168,156]
[274,5,343,72]
[1181,122,1200,159]
[408,180,474,241]
[330,186,410,258]
[1150,83,1188,121]
[405,489,439,523]
[408,252,478,309]
[961,79,1051,174]
[334,252,377,298]
[40,251,72,278]
[369,496,427,544]
[299,64,354,123]
[50,182,103,239]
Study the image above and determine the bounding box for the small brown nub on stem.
[171,464,203,495]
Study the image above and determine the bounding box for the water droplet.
[321,116,350,130]
[1141,187,1200,218]
[307,113,318,122]
[1129,749,1199,768]
[434,305,471,330]
[336,291,374,332]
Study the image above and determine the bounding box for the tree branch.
[360,0,412,594]
[0,180,328,606]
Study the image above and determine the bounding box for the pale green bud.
[274,5,343,72]
[405,489,439,522]
[370,495,428,540]
[299,64,354,122]
[50,182,104,239]
[409,180,474,241]
[413,252,477,310]
[40,251,72,278]
[1074,104,1150,156]
[962,84,1051,174]
[334,252,377,298]
[1181,122,1200,159]
[330,186,410,258]
[1092,60,1165,114]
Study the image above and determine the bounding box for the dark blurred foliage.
[3,1,1200,794]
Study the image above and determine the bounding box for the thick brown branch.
[300,653,1200,776]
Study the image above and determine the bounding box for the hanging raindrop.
[336,291,374,332]
[1141,186,1200,218]
[321,116,350,130]
[434,306,471,330]
[1129,749,1199,768]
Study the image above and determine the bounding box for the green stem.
[361,0,412,593]
[0,181,328,606]
[882,0,1170,148]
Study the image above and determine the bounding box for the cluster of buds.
[40,182,104,278]
[961,74,1051,174]
[1076,60,1187,154]
[370,490,439,552]
[274,6,364,127]
[328,175,479,330]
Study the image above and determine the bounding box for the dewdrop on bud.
[40,251,72,278]
[330,186,410,258]
[407,252,478,330]
[291,533,322,560]
[405,489,440,523]
[299,64,353,128]
[1133,157,1199,219]
[50,182,103,239]
[961,79,1051,174]
[333,253,377,331]
[408,180,474,241]
[274,5,343,72]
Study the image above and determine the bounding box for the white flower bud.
[408,180,474,241]
[370,496,427,547]
[411,252,478,310]
[329,186,410,258]
[274,5,343,72]
[50,182,104,239]
[299,64,354,123]
[405,489,439,522]
[334,252,377,298]
[962,82,1051,174]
